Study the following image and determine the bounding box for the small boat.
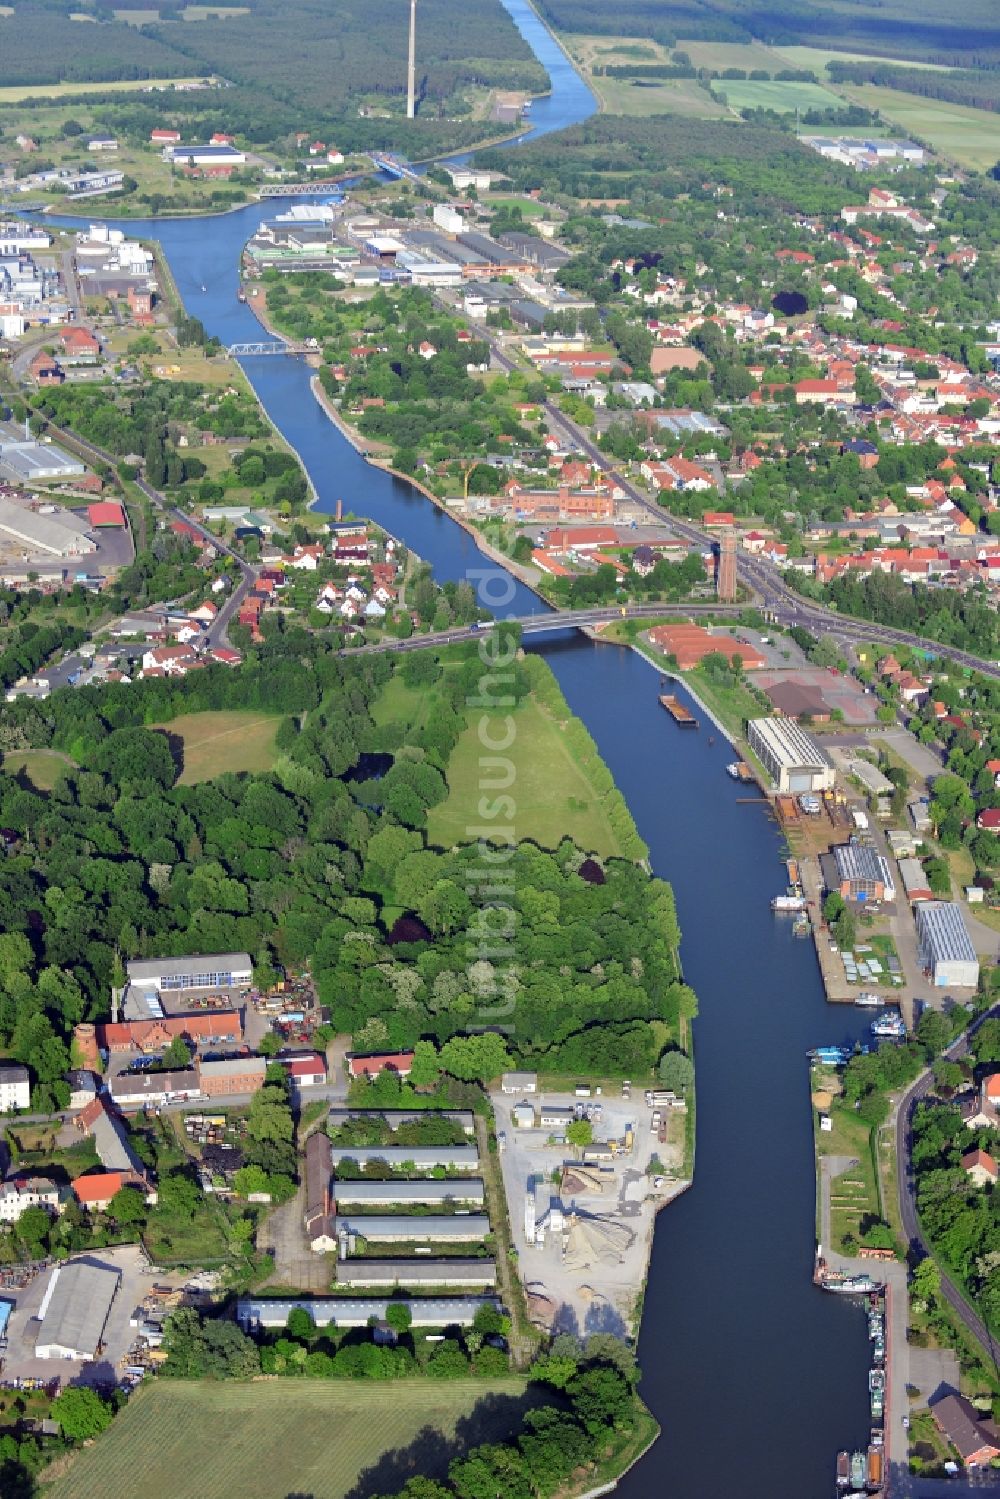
[726,760,753,781]
[855,992,881,1008]
[836,1451,850,1488]
[708,735,715,745]
[237,287,247,304]
[772,894,806,912]
[871,1010,905,1039]
[810,1046,851,1066]
[792,914,810,937]
[868,1310,883,1340]
[201,283,207,291]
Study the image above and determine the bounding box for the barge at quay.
[659,694,697,727]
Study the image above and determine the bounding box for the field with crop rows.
[48,1378,534,1499]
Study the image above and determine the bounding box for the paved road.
[41,419,257,649]
[896,1005,1000,1370]
[341,602,1000,687]
[60,248,81,319]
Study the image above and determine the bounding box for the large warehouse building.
[746,717,836,794]
[334,1259,497,1290]
[0,496,96,558]
[236,1295,499,1331]
[332,1178,485,1207]
[336,1214,490,1243]
[915,901,979,988]
[35,1259,121,1360]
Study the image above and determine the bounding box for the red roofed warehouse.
[88,501,126,528]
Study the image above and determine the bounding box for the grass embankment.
[426,656,646,862]
[46,1378,535,1499]
[812,1067,882,1252]
[152,711,282,784]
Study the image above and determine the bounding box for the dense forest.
[0,629,688,1102]
[0,0,545,153]
[535,0,1000,67]
[478,115,855,215]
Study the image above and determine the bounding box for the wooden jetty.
[659,694,697,727]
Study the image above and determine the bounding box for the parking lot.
[491,1085,690,1340]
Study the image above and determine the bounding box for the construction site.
[491,1081,691,1340]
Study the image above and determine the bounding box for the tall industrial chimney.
[406,0,417,119]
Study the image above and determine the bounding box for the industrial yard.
[0,1245,188,1389]
[491,1077,690,1339]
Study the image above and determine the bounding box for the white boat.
[871,1010,906,1038]
[772,895,806,912]
[855,992,882,1008]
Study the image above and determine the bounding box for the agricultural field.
[682,39,789,72]
[563,32,726,118]
[835,82,1000,170]
[427,691,625,858]
[772,44,957,77]
[47,1377,534,1499]
[153,711,282,783]
[2,749,76,791]
[709,77,846,113]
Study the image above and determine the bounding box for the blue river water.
[44,9,878,1491]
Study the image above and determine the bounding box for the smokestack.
[335,498,343,522]
[406,0,417,119]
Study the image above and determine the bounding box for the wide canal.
[49,4,875,1490]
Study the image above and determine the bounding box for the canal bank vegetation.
[30,373,311,516]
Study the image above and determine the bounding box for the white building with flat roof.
[916,901,979,988]
[126,953,252,994]
[747,717,836,795]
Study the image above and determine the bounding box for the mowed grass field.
[427,691,624,857]
[2,748,75,790]
[47,1378,533,1499]
[836,83,1000,170]
[153,710,281,783]
[0,76,211,102]
[709,77,845,113]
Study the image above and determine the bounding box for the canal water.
[46,9,877,1490]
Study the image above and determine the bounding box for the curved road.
[896,1006,1000,1367]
